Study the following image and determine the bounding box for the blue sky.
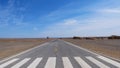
[0,0,120,38]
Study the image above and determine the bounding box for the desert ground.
[63,39,120,60]
[0,38,120,61]
[0,38,53,60]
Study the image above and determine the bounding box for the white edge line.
[0,42,49,63]
[61,40,120,61]
[62,40,99,56]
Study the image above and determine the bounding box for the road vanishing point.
[0,39,120,68]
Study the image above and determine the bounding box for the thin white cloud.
[98,9,120,13]
[38,1,88,22]
[39,10,120,37]
[62,19,78,26]
[0,0,27,27]
[33,27,38,31]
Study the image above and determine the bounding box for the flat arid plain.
[0,38,120,60]
[0,38,53,60]
[0,38,120,68]
[63,39,120,60]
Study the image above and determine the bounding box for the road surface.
[0,39,120,68]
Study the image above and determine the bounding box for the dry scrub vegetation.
[63,39,120,60]
[0,38,52,60]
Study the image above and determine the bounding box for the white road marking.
[74,57,92,68]
[62,57,73,68]
[0,59,19,68]
[86,56,110,68]
[27,58,42,68]
[44,57,56,68]
[11,58,31,68]
[1,56,118,68]
[98,56,120,68]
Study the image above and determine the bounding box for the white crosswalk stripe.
[62,57,73,68]
[74,57,92,68]
[86,56,110,68]
[98,56,120,68]
[11,58,31,68]
[0,56,119,68]
[0,59,19,68]
[44,57,56,68]
[27,58,42,68]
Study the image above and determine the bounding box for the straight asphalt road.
[0,39,120,68]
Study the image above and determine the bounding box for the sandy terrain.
[0,38,52,60]
[0,38,120,60]
[63,39,120,60]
